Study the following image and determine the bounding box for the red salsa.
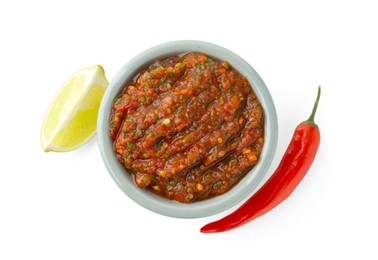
[109,53,264,203]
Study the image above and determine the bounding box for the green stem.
[304,86,321,126]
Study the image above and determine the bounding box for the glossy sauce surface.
[110,53,264,203]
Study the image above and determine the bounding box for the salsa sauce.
[109,53,264,203]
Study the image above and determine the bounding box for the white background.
[1,0,377,259]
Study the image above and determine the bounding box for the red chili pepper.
[200,86,321,233]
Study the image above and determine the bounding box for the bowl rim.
[97,40,278,218]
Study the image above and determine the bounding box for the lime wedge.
[41,65,108,152]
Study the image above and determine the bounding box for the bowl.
[97,40,278,218]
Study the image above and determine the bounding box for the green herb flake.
[126,154,134,162]
[127,143,135,149]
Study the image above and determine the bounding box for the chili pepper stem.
[303,86,321,126]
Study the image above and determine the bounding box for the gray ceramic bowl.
[97,40,278,218]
